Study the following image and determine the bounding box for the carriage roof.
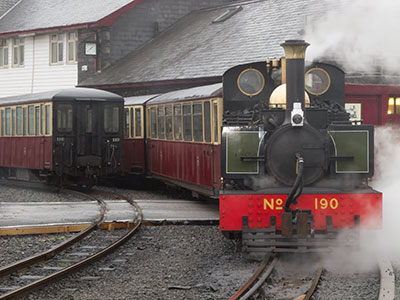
[0,88,123,106]
[145,83,222,105]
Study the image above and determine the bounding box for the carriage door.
[76,102,100,158]
[54,103,74,173]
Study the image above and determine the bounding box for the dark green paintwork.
[226,131,260,173]
[329,130,369,172]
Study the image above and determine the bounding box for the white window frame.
[12,37,24,67]
[66,31,78,63]
[0,39,9,68]
[50,33,64,65]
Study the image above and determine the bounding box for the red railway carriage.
[345,84,400,127]
[0,88,124,187]
[124,84,223,197]
[124,94,157,175]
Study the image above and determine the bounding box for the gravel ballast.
[0,183,383,299]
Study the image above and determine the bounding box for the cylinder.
[280,40,309,118]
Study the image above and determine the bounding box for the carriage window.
[40,104,44,135]
[174,104,182,140]
[45,105,51,135]
[183,104,192,141]
[28,105,34,135]
[124,108,130,137]
[157,106,165,139]
[5,108,11,136]
[130,108,134,138]
[16,107,22,135]
[165,105,173,140]
[204,102,211,143]
[86,106,92,134]
[0,110,4,136]
[193,103,203,142]
[57,104,73,132]
[12,108,16,136]
[150,107,157,138]
[135,108,142,138]
[104,105,119,133]
[35,106,40,135]
[28,105,35,135]
[22,107,27,135]
[387,97,400,115]
[213,102,219,143]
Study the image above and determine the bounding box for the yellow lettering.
[314,197,340,210]
[330,198,338,210]
[264,198,274,210]
[276,198,283,210]
[320,198,328,209]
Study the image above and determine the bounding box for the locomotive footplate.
[242,213,360,256]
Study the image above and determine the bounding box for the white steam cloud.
[369,127,400,258]
[305,0,400,73]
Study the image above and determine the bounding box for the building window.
[12,38,24,67]
[388,97,400,115]
[67,32,77,63]
[50,34,64,64]
[0,39,9,68]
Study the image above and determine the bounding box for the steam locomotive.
[219,40,382,253]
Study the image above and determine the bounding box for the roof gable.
[0,0,144,37]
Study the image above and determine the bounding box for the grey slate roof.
[81,0,339,87]
[0,87,123,106]
[0,0,20,18]
[0,0,135,34]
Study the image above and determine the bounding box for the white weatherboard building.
[0,0,139,98]
[0,33,78,97]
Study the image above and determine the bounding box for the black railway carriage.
[0,88,124,187]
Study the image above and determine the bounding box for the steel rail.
[0,189,142,300]
[229,255,278,300]
[0,189,105,279]
[377,256,395,300]
[293,264,323,300]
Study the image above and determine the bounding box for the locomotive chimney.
[280,40,309,123]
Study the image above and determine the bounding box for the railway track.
[0,189,142,299]
[228,255,323,300]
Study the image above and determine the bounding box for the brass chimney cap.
[280,40,310,59]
